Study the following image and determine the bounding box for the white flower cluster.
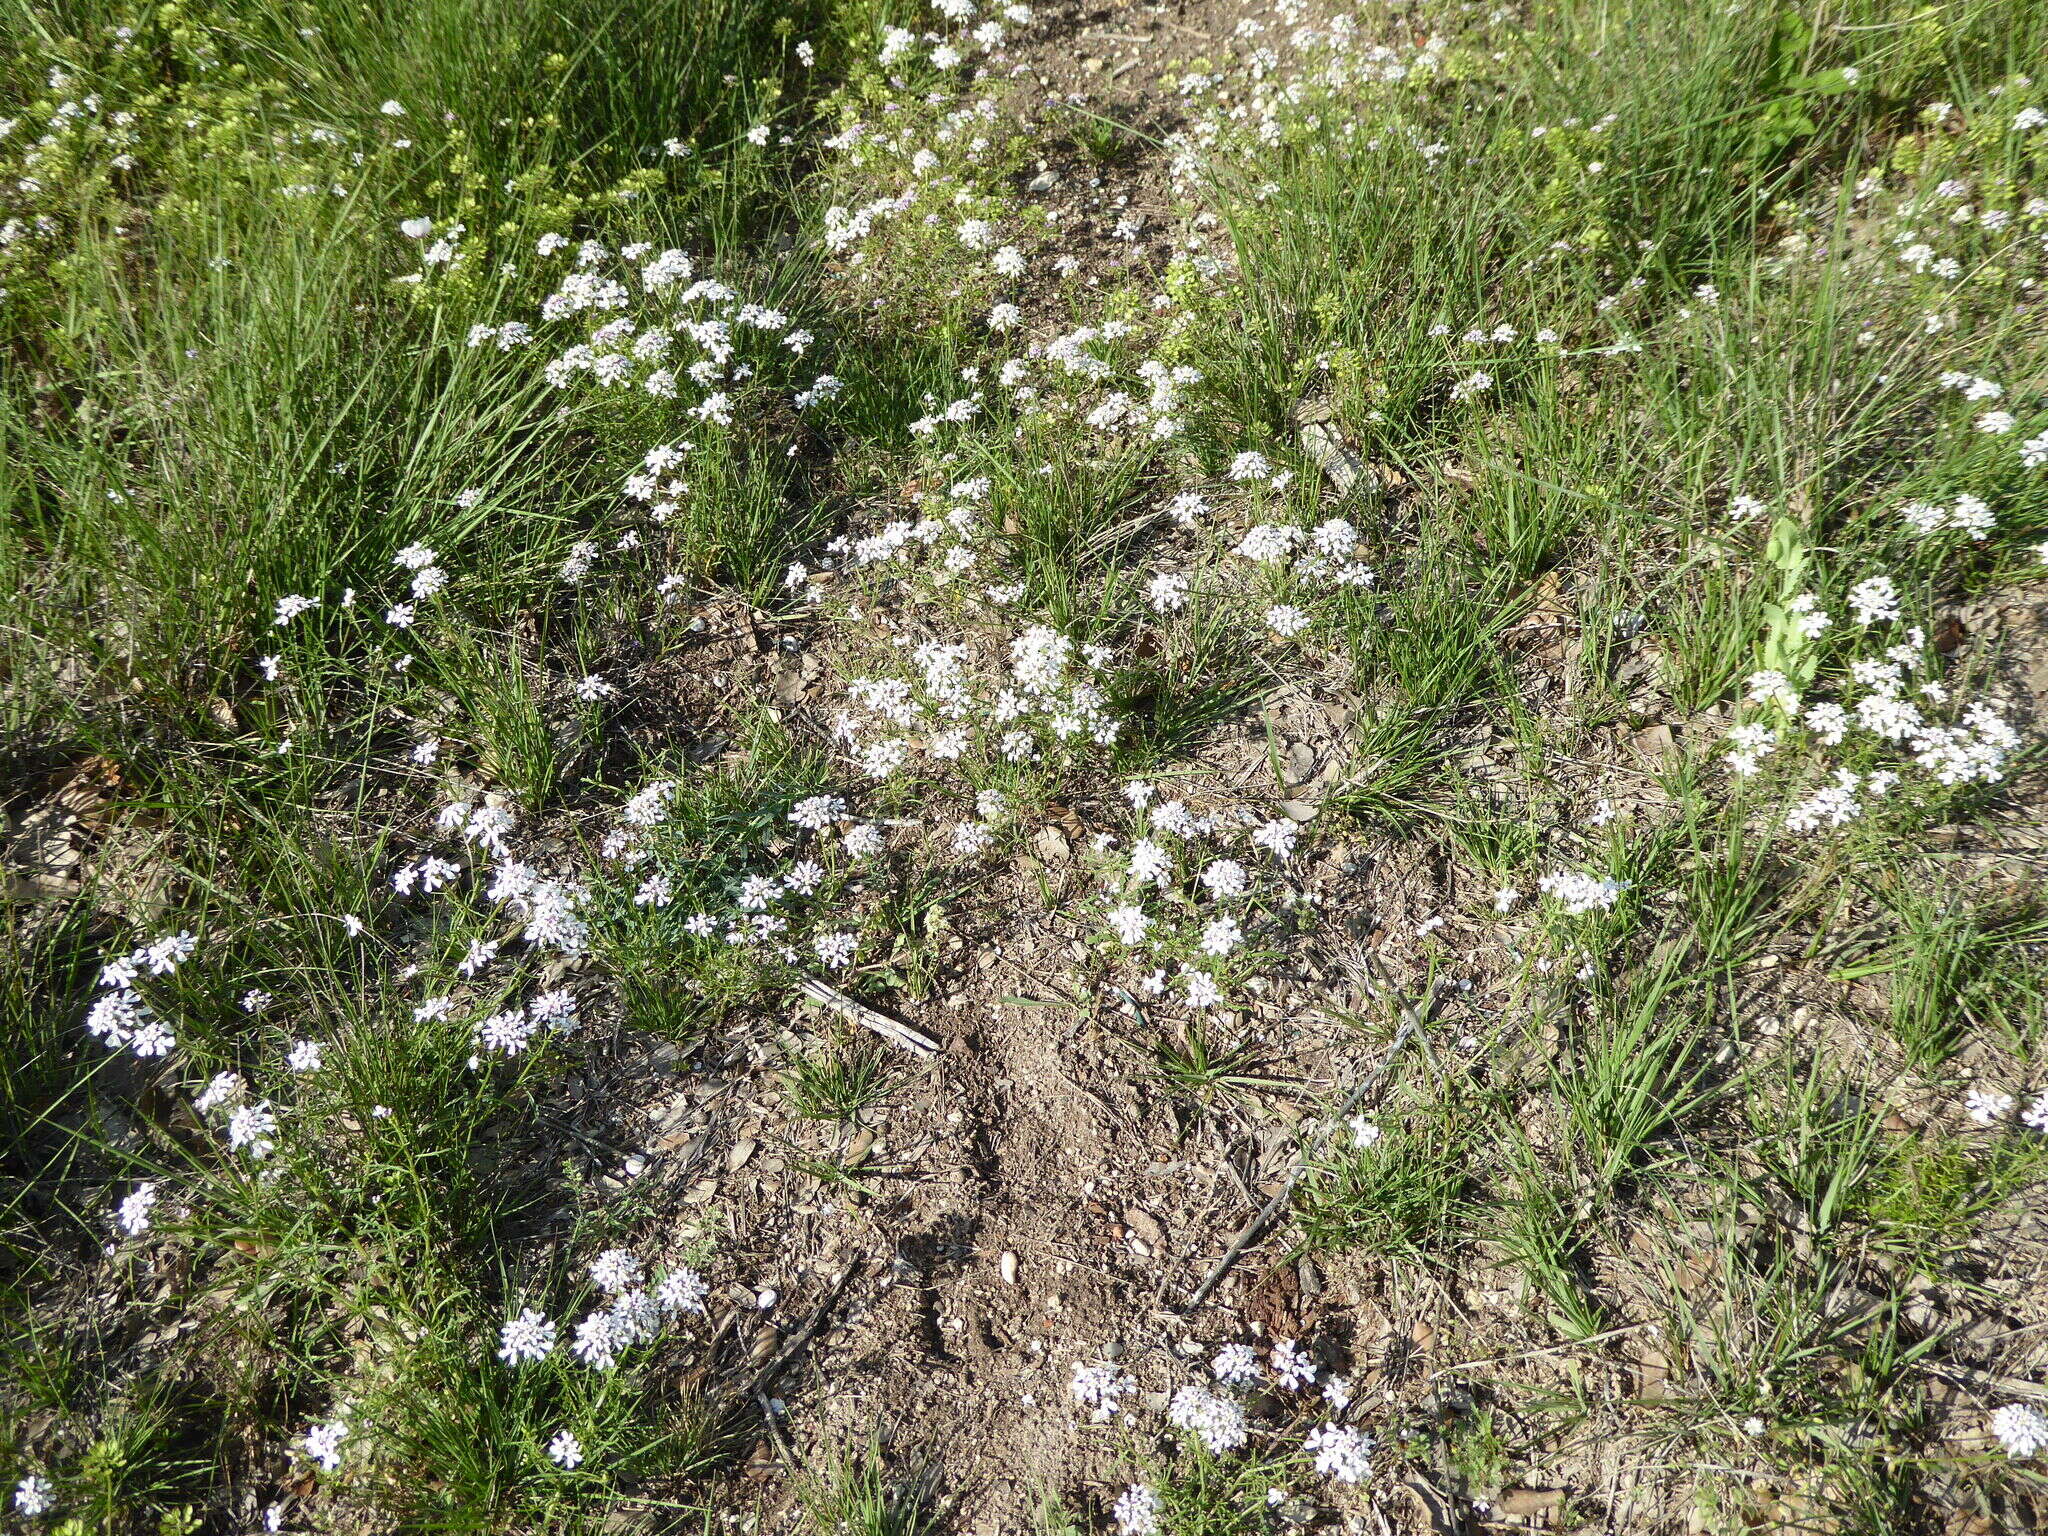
[1070,1360,1137,1422]
[1231,515,1376,591]
[516,242,826,515]
[558,1248,712,1372]
[391,797,594,960]
[301,1418,346,1473]
[1098,787,1309,1011]
[1084,1330,1367,1496]
[1898,492,1994,539]
[13,1476,53,1517]
[1991,1402,2048,1459]
[1734,615,2020,831]
[1536,868,1625,915]
[1304,1422,1374,1482]
[469,988,579,1061]
[1166,1383,1250,1453]
[598,778,870,968]
[81,931,194,1060]
[845,472,993,580]
[1210,1336,1321,1391]
[833,624,1120,784]
[874,3,1036,75]
[114,1181,159,1237]
[1111,1484,1162,1536]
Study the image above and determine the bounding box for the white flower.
[1966,1088,2015,1126]
[790,794,847,830]
[1270,1337,1316,1389]
[815,931,859,969]
[493,1309,556,1365]
[302,1419,347,1471]
[1200,916,1242,956]
[146,930,197,974]
[1200,859,1248,898]
[1746,669,1801,710]
[1536,868,1624,914]
[13,1476,53,1517]
[657,1266,710,1315]
[1847,574,1900,625]
[1305,1423,1374,1482]
[1264,604,1309,637]
[1235,523,1300,563]
[1106,905,1150,944]
[2022,1090,2048,1133]
[115,1181,158,1236]
[1212,1342,1260,1385]
[1723,721,1778,776]
[571,1310,624,1370]
[1147,572,1189,613]
[227,1102,278,1159]
[1128,838,1172,886]
[1070,1361,1136,1421]
[287,1040,323,1073]
[588,1248,642,1293]
[1348,1116,1383,1149]
[618,780,676,828]
[1449,369,1493,402]
[1802,701,1850,744]
[1991,1402,2048,1458]
[1111,1484,1162,1536]
[1167,1383,1249,1453]
[548,1430,584,1469]
[195,1071,245,1113]
[1251,819,1298,858]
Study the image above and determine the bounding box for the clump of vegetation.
[9,0,2048,1531]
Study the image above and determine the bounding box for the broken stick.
[798,977,940,1058]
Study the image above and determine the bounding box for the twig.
[754,1391,798,1466]
[799,977,940,1058]
[1184,985,1433,1309]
